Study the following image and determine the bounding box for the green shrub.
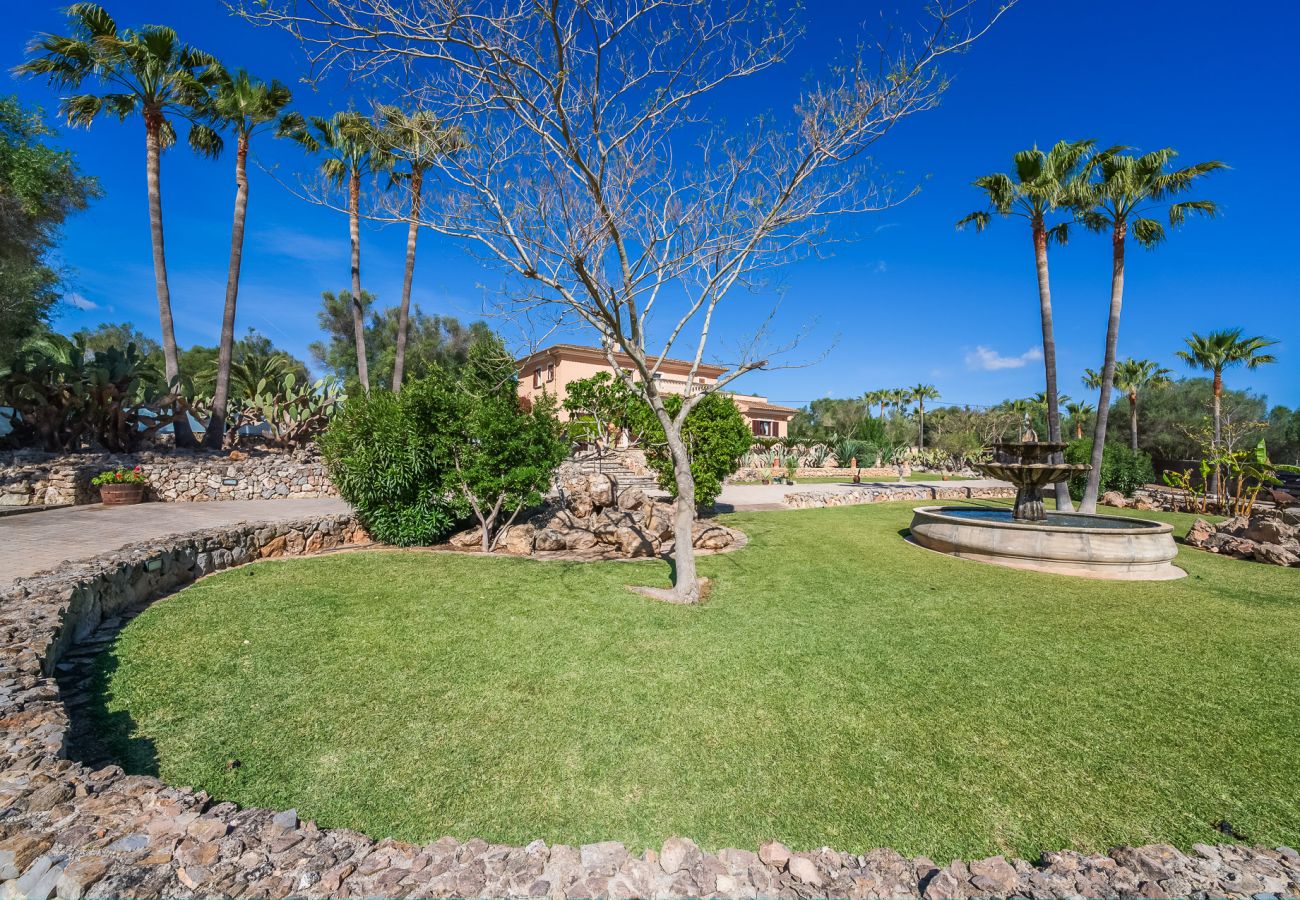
[318,374,461,546]
[1064,438,1155,499]
[641,393,752,507]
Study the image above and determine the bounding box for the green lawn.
[91,501,1300,859]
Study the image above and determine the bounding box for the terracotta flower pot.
[100,483,146,506]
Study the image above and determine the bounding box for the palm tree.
[1176,329,1278,492]
[864,389,889,421]
[282,109,389,393]
[1113,358,1172,451]
[19,3,220,447]
[1081,368,1103,390]
[376,106,461,391]
[197,67,292,448]
[958,140,1093,511]
[1074,148,1225,512]
[1064,400,1094,440]
[887,388,909,418]
[910,384,940,448]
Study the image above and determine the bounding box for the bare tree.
[244,0,1012,603]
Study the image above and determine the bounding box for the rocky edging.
[784,485,1016,510]
[2,519,1299,898]
[0,449,336,508]
[1185,511,1300,567]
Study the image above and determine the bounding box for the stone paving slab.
[0,498,351,589]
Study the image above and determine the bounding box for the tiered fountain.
[908,421,1183,580]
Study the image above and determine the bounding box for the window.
[546,364,555,383]
[533,367,541,388]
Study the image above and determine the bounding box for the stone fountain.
[907,421,1184,580]
[974,421,1089,521]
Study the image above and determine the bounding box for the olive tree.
[245,0,1012,602]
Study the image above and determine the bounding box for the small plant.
[91,465,147,486]
[785,458,798,482]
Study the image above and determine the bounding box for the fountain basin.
[908,506,1185,581]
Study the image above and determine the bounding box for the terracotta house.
[516,343,797,438]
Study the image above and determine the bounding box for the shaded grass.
[92,502,1300,859]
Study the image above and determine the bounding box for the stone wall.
[0,516,1297,898]
[0,448,336,507]
[783,483,1016,509]
[732,466,899,482]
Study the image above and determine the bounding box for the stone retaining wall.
[0,516,1296,899]
[0,448,336,507]
[784,484,1016,509]
[731,466,899,482]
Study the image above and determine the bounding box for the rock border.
[1,516,1298,898]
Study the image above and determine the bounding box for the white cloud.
[64,292,98,311]
[965,345,1043,371]
[872,260,888,274]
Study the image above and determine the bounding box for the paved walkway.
[715,478,1013,512]
[0,498,351,589]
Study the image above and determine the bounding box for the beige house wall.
[516,344,795,438]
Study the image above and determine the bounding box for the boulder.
[449,528,483,549]
[1283,507,1300,527]
[1218,515,1251,537]
[533,528,568,552]
[616,526,656,558]
[641,503,676,542]
[568,491,595,519]
[1186,518,1215,548]
[691,522,734,550]
[564,530,599,551]
[588,474,615,508]
[1133,498,1157,511]
[499,524,536,555]
[1244,518,1288,545]
[616,486,647,510]
[1254,542,1300,567]
[1101,491,1127,509]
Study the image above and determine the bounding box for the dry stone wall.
[0,449,335,507]
[784,484,1016,509]
[0,515,1298,898]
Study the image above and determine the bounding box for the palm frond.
[955,211,990,232]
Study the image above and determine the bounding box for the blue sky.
[6,0,1298,410]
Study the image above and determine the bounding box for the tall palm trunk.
[1210,369,1223,496]
[1128,390,1139,452]
[206,131,250,450]
[348,170,370,393]
[1032,220,1072,511]
[1075,420,1083,440]
[917,399,925,449]
[878,400,885,420]
[1082,225,1126,513]
[392,168,422,392]
[145,111,196,448]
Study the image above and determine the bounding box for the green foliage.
[0,333,174,451]
[318,374,461,546]
[320,345,565,548]
[1266,406,1300,466]
[309,288,496,390]
[561,371,651,445]
[451,345,568,549]
[1127,377,1266,461]
[231,373,343,449]
[1065,438,1154,499]
[642,393,751,507]
[91,465,146,486]
[0,96,99,365]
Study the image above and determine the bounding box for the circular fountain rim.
[914,505,1175,536]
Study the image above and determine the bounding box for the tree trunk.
[145,112,196,448]
[1075,420,1083,440]
[348,171,370,393]
[917,400,924,449]
[1081,224,1126,513]
[1209,369,1223,496]
[1033,220,1073,511]
[392,169,422,392]
[1129,390,1139,452]
[665,422,701,603]
[206,132,250,450]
